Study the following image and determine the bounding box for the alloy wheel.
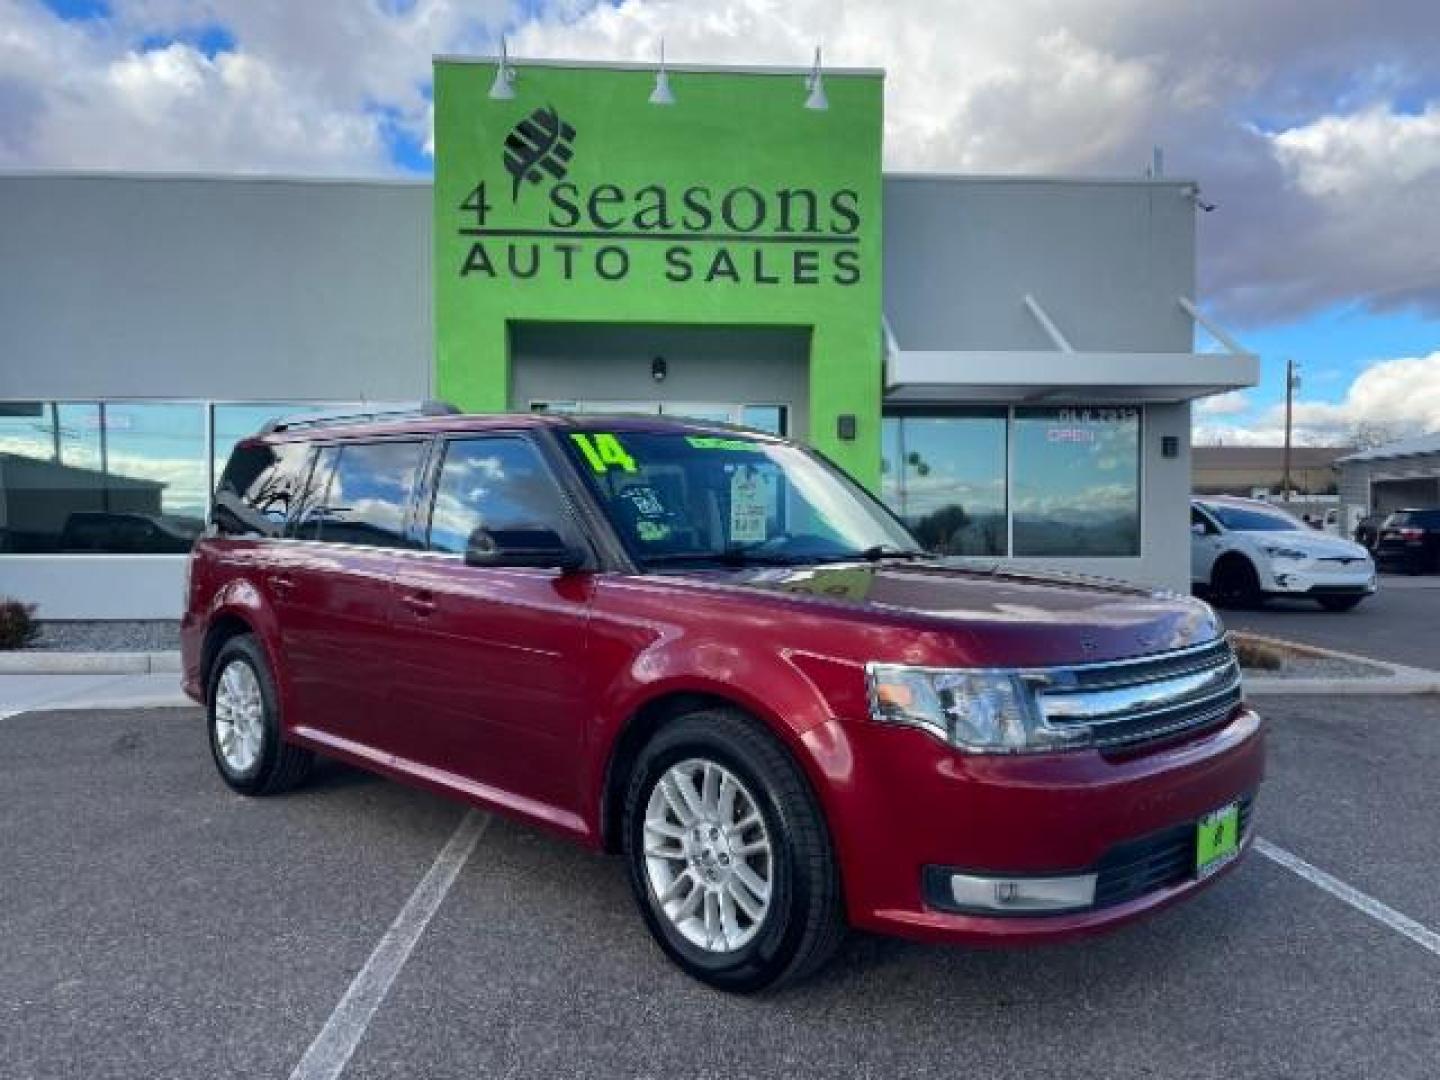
[642,758,774,953]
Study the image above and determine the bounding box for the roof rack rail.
[260,400,460,435]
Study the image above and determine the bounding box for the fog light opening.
[950,872,1097,913]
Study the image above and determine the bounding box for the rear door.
[389,433,595,818]
[276,438,428,756]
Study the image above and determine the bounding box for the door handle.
[401,590,437,616]
[268,574,296,596]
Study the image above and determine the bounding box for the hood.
[1236,530,1370,559]
[677,560,1223,668]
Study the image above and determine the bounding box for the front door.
[389,434,595,822]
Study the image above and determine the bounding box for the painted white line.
[1256,837,1440,958]
[289,810,490,1080]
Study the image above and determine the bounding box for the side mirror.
[1191,522,1208,537]
[464,526,586,571]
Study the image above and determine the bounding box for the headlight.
[1262,545,1309,561]
[866,664,1087,753]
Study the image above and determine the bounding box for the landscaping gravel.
[32,620,181,652]
[1243,655,1391,680]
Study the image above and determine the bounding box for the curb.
[1236,631,1440,696]
[0,651,182,675]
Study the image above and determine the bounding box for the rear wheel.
[207,634,312,795]
[1317,595,1363,612]
[622,708,844,993]
[1210,557,1261,609]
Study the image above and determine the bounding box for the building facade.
[1337,435,1440,519]
[0,58,1256,619]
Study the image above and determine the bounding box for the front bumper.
[801,705,1265,946]
[1262,563,1376,596]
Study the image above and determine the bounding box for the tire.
[207,634,312,796]
[1210,556,1261,609]
[621,708,845,993]
[1317,596,1363,612]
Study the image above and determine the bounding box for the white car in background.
[1191,496,1377,611]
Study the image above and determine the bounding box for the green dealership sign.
[434,59,884,484]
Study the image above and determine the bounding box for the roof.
[251,411,787,446]
[1336,432,1440,465]
[1192,446,1348,470]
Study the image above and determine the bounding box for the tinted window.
[1207,503,1304,532]
[214,442,313,538]
[427,438,571,555]
[294,441,425,549]
[1013,408,1140,556]
[0,400,206,554]
[883,413,1008,555]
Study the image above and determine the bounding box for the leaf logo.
[502,105,577,202]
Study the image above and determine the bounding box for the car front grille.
[1034,638,1244,750]
[1093,796,1255,908]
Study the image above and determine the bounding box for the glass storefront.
[0,401,415,554]
[883,406,1141,558]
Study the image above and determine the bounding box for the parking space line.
[1256,838,1440,958]
[289,810,490,1080]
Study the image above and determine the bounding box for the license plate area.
[1196,802,1241,878]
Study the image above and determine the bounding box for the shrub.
[1231,636,1284,672]
[0,599,39,650]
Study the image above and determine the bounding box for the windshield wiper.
[854,545,927,561]
[640,548,812,568]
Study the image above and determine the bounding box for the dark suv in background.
[183,407,1263,991]
[1374,508,1440,574]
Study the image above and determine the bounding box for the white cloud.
[1195,350,1440,446]
[1196,391,1252,417]
[0,0,1438,321]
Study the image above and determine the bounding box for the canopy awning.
[884,296,1259,405]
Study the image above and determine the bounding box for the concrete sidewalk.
[0,671,193,719]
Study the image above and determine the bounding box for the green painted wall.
[433,60,885,486]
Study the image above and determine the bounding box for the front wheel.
[622,709,844,993]
[1210,557,1261,609]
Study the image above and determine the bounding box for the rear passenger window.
[291,441,425,549]
[214,442,312,537]
[427,438,571,555]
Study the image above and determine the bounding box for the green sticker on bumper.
[1196,803,1240,877]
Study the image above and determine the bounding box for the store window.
[1012,407,1141,557]
[882,412,1008,555]
[882,407,1142,559]
[0,401,206,553]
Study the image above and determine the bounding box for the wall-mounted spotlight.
[651,356,668,382]
[649,39,675,106]
[1184,183,1217,212]
[804,46,828,111]
[489,36,516,100]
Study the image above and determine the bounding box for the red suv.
[183,409,1264,991]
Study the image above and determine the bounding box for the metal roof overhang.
[882,295,1259,405]
[885,348,1260,404]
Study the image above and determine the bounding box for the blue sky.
[13,0,1440,444]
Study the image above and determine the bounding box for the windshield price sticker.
[571,433,638,474]
[686,436,763,453]
[730,465,768,544]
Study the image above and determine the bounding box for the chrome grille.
[1035,638,1243,749]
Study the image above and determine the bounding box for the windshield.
[563,429,920,568]
[1205,503,1305,533]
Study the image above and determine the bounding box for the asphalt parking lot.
[1221,571,1440,669]
[4,698,1439,1080]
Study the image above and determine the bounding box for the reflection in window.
[882,413,1008,556]
[211,402,418,480]
[428,438,570,554]
[0,401,206,553]
[303,441,424,549]
[1012,408,1140,557]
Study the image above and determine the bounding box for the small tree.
[0,599,39,650]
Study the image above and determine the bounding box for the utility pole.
[1281,358,1299,502]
